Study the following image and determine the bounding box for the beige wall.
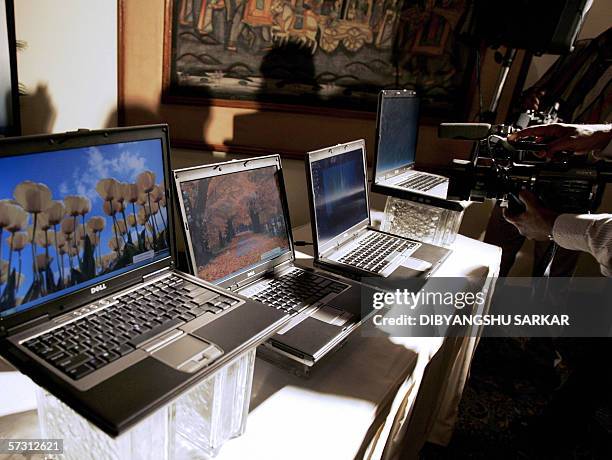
[15,0,117,134]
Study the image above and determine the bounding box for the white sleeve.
[552,213,612,277]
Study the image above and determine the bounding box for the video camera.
[439,114,612,215]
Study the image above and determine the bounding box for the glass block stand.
[36,349,256,460]
[381,197,464,248]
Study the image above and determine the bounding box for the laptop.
[0,125,290,436]
[305,139,451,284]
[173,155,372,366]
[371,90,464,212]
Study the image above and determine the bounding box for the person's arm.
[553,213,612,277]
[508,123,612,158]
[503,191,612,277]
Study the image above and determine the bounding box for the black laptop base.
[1,281,284,437]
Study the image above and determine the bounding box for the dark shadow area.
[255,42,321,106]
[1,90,14,135]
[421,337,612,459]
[226,42,335,155]
[19,83,57,135]
[108,89,212,149]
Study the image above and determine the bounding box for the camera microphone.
[438,123,492,140]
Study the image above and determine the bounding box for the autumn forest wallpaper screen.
[181,166,290,283]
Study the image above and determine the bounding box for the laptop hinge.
[231,260,292,292]
[336,227,365,249]
[4,314,51,337]
[143,266,172,282]
[232,270,267,291]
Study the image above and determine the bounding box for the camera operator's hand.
[508,123,612,158]
[503,191,559,241]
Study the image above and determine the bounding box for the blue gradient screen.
[310,148,368,246]
[375,96,420,180]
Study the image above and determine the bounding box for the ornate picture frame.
[161,0,478,119]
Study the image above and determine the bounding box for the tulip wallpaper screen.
[180,166,290,283]
[0,139,169,317]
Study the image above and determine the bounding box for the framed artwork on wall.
[119,0,530,158]
[162,0,478,118]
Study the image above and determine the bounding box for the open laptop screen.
[374,95,420,181]
[310,148,368,246]
[179,165,291,284]
[0,139,169,318]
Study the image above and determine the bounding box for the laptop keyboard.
[247,268,346,314]
[22,275,239,380]
[398,173,446,191]
[339,232,418,274]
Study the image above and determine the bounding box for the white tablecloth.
[215,225,501,460]
[0,227,501,460]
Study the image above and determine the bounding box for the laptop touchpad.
[152,335,223,373]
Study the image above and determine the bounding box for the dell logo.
[247,271,256,277]
[91,284,107,295]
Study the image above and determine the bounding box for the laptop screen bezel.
[372,89,421,183]
[173,155,295,290]
[305,140,371,259]
[0,125,175,336]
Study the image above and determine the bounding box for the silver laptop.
[372,90,450,200]
[306,140,451,282]
[173,155,372,366]
[0,125,290,436]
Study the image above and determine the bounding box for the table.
[0,224,501,460]
[214,222,501,460]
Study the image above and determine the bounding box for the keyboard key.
[189,291,219,305]
[49,351,70,364]
[57,353,91,372]
[87,357,107,370]
[27,276,219,377]
[179,312,196,322]
[68,363,94,380]
[204,303,223,313]
[116,343,135,356]
[182,283,203,292]
[128,318,183,347]
[223,297,240,306]
[187,305,207,317]
[99,350,120,363]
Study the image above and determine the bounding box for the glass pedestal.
[381,197,464,247]
[36,349,256,460]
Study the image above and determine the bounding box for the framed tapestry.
[162,0,478,117]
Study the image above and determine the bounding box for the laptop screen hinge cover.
[143,266,172,282]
